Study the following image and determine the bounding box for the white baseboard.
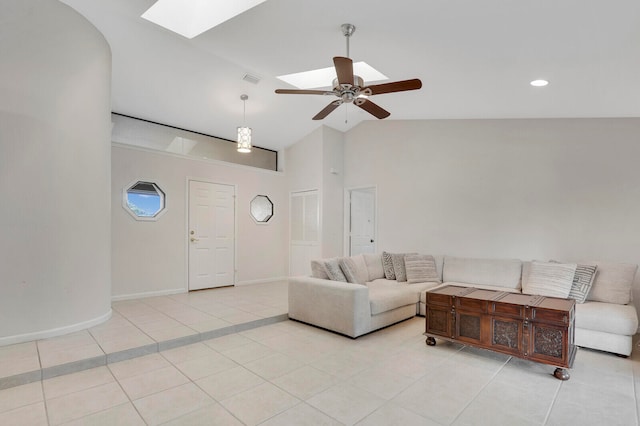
[111,288,187,302]
[235,277,288,286]
[0,310,113,347]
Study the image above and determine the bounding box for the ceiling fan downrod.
[341,23,355,58]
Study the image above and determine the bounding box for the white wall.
[285,126,345,274]
[321,126,345,258]
[111,145,288,298]
[286,127,324,193]
[344,118,640,301]
[0,0,112,344]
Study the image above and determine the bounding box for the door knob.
[370,239,375,243]
[190,237,199,242]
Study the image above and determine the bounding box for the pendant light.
[237,94,252,153]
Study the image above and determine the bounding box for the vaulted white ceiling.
[61,0,640,152]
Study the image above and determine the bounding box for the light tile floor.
[0,281,288,387]
[1,282,640,425]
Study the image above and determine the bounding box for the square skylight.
[277,62,388,89]
[141,0,268,39]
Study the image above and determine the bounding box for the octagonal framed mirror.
[250,195,273,224]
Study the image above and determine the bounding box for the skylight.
[277,62,388,89]
[141,0,268,39]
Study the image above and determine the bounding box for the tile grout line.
[40,379,52,426]
[448,355,512,425]
[542,376,564,425]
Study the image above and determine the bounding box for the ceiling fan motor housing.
[332,75,364,103]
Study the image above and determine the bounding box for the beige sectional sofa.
[288,254,639,356]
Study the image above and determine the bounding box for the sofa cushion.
[323,258,347,282]
[522,261,576,298]
[382,251,396,280]
[351,254,370,284]
[405,254,440,284]
[575,301,638,336]
[311,260,330,279]
[587,262,638,305]
[443,256,522,290]
[363,253,384,281]
[410,282,444,303]
[369,286,419,315]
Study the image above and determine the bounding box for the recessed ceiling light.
[277,62,388,89]
[141,0,267,39]
[530,79,549,87]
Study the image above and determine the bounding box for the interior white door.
[188,180,235,290]
[289,190,320,276]
[349,188,376,255]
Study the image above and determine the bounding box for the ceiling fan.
[275,23,422,120]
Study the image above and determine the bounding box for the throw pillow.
[391,253,415,282]
[339,257,364,284]
[550,260,597,303]
[323,258,347,282]
[310,260,329,279]
[522,261,576,298]
[382,251,396,280]
[587,262,638,305]
[569,264,598,303]
[405,254,441,284]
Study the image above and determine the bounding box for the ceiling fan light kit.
[275,23,422,120]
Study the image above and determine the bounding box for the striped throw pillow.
[568,264,598,303]
[523,261,576,298]
[405,254,440,284]
[549,260,598,303]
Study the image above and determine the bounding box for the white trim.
[111,288,187,302]
[112,142,284,177]
[236,277,288,286]
[0,310,112,347]
[343,185,378,256]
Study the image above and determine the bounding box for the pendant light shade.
[237,94,252,153]
[237,126,252,153]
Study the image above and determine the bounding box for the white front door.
[349,188,376,256]
[188,180,235,290]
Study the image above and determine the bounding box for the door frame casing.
[343,185,377,256]
[185,177,238,291]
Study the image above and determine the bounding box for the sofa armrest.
[288,276,372,338]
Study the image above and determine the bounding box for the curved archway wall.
[0,0,112,345]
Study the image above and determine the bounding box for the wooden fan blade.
[313,101,342,120]
[355,99,390,119]
[334,56,354,86]
[275,89,333,95]
[362,79,422,96]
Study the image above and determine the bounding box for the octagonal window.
[123,181,166,221]
[250,195,273,223]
